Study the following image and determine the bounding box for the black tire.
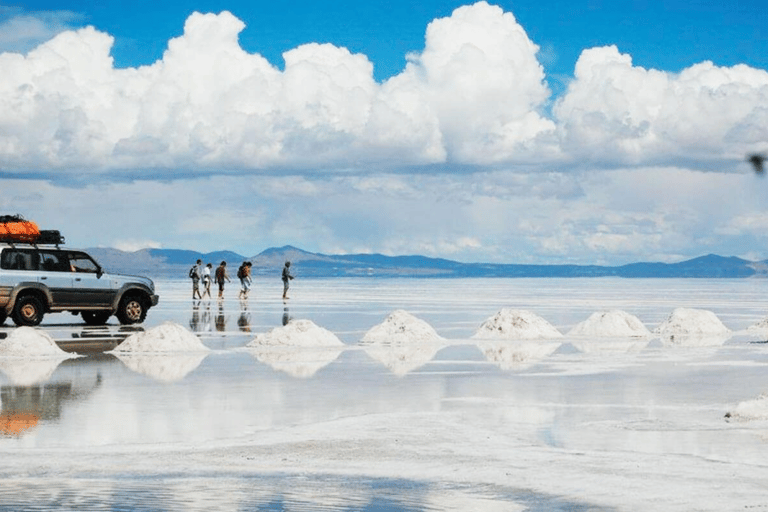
[0,309,6,326]
[82,311,111,326]
[116,294,147,325]
[12,295,45,327]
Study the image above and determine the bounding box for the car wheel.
[12,295,45,327]
[116,295,147,325]
[82,311,111,326]
[0,309,7,326]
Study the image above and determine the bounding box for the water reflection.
[247,346,343,378]
[282,305,292,326]
[0,363,103,437]
[216,300,226,332]
[238,300,251,332]
[359,340,445,376]
[478,340,562,370]
[114,352,208,382]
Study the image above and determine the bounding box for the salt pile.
[725,393,768,422]
[0,327,71,357]
[568,310,651,337]
[361,310,443,344]
[246,320,344,378]
[472,309,562,340]
[247,319,344,347]
[360,310,444,375]
[479,340,561,370]
[654,308,731,346]
[112,322,210,353]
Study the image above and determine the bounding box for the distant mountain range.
[84,245,768,279]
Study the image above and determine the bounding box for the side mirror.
[97,268,103,279]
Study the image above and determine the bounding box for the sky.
[0,0,767,265]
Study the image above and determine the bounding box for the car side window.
[39,251,69,272]
[0,250,35,270]
[68,252,99,273]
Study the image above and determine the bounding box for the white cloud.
[554,45,768,165]
[0,8,82,53]
[0,4,766,175]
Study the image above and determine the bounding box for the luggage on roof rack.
[0,215,40,243]
[37,230,65,245]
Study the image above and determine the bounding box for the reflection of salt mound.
[247,319,343,347]
[472,309,561,340]
[361,310,443,343]
[725,393,768,422]
[568,310,651,337]
[249,349,343,378]
[112,322,210,353]
[360,311,443,375]
[569,339,649,354]
[654,308,731,346]
[479,340,561,370]
[116,353,208,382]
[0,359,63,386]
[0,327,70,357]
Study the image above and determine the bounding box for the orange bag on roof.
[0,215,40,242]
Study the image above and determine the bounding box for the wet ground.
[1,278,768,511]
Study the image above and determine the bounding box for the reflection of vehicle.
[0,243,159,327]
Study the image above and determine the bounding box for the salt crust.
[360,310,443,344]
[568,310,651,337]
[248,319,344,347]
[0,326,70,357]
[111,322,209,353]
[472,308,562,340]
[725,393,768,422]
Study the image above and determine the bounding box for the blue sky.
[0,1,767,264]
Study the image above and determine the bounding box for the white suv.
[0,243,159,327]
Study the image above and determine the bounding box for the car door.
[66,251,115,307]
[36,250,77,306]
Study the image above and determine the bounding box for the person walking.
[190,259,203,300]
[238,261,253,299]
[282,261,294,300]
[215,261,230,299]
[202,263,212,299]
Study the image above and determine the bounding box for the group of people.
[189,259,294,300]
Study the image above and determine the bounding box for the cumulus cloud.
[0,2,766,178]
[554,45,768,166]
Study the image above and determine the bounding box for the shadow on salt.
[108,322,209,382]
[653,307,732,347]
[358,310,446,376]
[0,327,78,385]
[245,319,344,378]
[471,309,562,369]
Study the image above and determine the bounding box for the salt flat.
[1,277,767,511]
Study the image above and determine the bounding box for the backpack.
[237,264,246,279]
[189,266,196,279]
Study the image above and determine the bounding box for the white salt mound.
[0,327,70,357]
[472,309,562,340]
[568,310,652,337]
[361,310,443,344]
[747,317,768,333]
[248,319,343,347]
[725,393,768,422]
[655,308,730,338]
[112,322,209,353]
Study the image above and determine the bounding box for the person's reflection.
[189,300,201,332]
[201,302,212,332]
[238,299,251,332]
[282,305,292,326]
[215,301,226,332]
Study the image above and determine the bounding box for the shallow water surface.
[1,278,768,511]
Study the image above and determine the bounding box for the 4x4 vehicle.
[0,243,159,327]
